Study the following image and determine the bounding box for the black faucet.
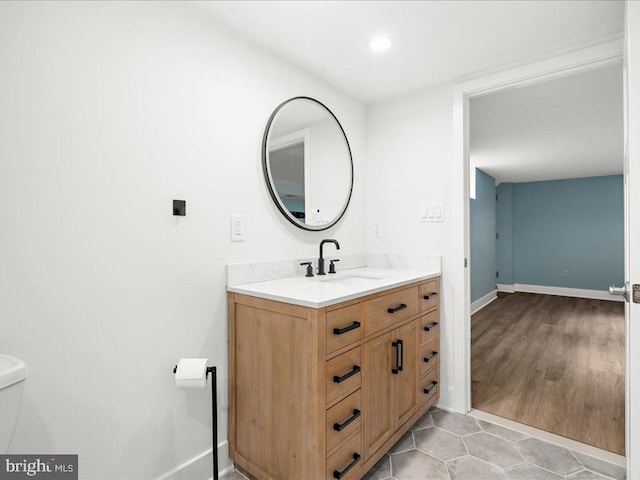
[318,239,340,275]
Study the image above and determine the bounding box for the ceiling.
[470,63,623,184]
[196,1,624,103]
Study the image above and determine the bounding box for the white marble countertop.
[226,266,440,308]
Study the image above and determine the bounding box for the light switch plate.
[418,203,445,223]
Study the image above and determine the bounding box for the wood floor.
[471,292,625,455]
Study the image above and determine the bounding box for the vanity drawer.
[419,338,439,377]
[419,364,440,405]
[326,431,362,480]
[327,347,362,404]
[420,310,440,345]
[327,304,363,355]
[327,390,362,455]
[363,286,419,337]
[419,279,440,312]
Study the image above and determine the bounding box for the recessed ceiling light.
[369,36,393,52]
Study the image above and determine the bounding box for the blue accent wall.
[496,183,514,286]
[470,169,496,302]
[273,179,305,215]
[495,175,623,291]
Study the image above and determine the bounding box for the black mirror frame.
[262,96,354,232]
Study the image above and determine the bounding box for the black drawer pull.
[424,322,439,332]
[333,321,361,335]
[387,303,407,314]
[333,453,361,479]
[423,292,439,300]
[333,365,361,383]
[333,409,361,432]
[424,351,438,363]
[424,381,438,395]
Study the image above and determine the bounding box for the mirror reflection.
[263,97,353,231]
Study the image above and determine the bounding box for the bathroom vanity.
[227,268,440,480]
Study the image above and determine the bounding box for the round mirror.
[262,97,353,231]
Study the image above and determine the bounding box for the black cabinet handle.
[333,321,361,335]
[424,351,438,363]
[333,453,361,479]
[392,341,400,374]
[424,322,439,332]
[424,381,438,395]
[423,292,439,300]
[333,365,361,383]
[398,339,404,371]
[333,409,361,432]
[387,303,407,314]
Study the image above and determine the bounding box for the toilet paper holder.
[172,364,218,480]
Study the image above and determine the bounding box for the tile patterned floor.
[223,407,626,480]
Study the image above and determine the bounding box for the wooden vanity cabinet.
[362,319,419,459]
[228,276,440,480]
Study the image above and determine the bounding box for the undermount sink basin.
[313,274,384,286]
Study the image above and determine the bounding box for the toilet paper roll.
[174,358,208,389]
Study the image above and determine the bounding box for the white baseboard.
[158,441,234,480]
[496,284,515,293]
[514,284,623,302]
[470,289,497,314]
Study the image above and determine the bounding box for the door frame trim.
[450,35,624,437]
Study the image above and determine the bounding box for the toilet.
[0,355,27,453]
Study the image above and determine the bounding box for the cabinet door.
[394,319,419,429]
[362,330,395,460]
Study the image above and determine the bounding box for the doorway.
[467,64,625,454]
[449,39,630,467]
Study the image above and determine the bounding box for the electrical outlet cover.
[231,214,246,242]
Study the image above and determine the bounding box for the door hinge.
[464,258,468,268]
[496,271,499,278]
[496,193,499,201]
[496,232,499,240]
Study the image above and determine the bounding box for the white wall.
[308,117,352,225]
[366,83,456,407]
[0,2,366,478]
